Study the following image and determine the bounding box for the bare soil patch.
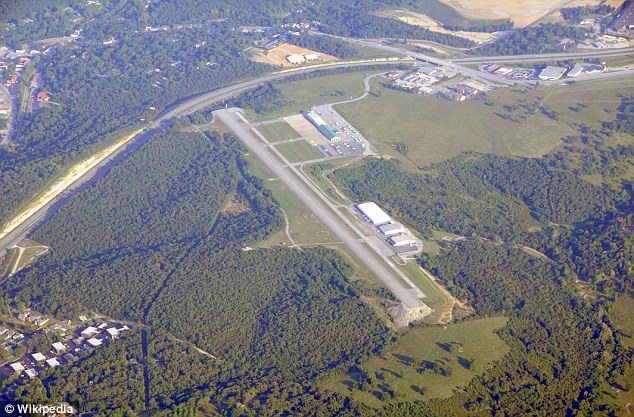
[250,43,337,67]
[436,0,601,27]
[377,9,497,43]
[222,194,251,214]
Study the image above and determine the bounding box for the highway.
[0,60,414,256]
[450,47,634,64]
[312,32,634,85]
[216,108,426,311]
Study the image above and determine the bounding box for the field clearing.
[275,140,321,163]
[320,317,510,405]
[376,9,497,44]
[335,76,634,167]
[336,85,516,167]
[603,294,634,414]
[0,239,49,277]
[242,70,379,122]
[242,152,339,248]
[436,0,601,27]
[256,121,301,143]
[250,43,336,67]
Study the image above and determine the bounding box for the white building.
[106,328,119,337]
[286,54,305,64]
[81,326,98,337]
[9,362,24,373]
[46,358,60,368]
[25,368,38,379]
[32,352,46,362]
[378,223,406,236]
[388,235,417,247]
[304,53,319,61]
[567,65,584,78]
[52,342,66,353]
[87,338,102,347]
[538,66,567,80]
[356,202,392,225]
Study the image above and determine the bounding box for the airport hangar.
[356,202,392,225]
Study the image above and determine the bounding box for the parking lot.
[311,104,372,158]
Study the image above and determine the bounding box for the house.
[52,342,66,353]
[80,326,98,337]
[9,362,24,373]
[37,91,51,102]
[25,369,38,379]
[46,358,60,368]
[32,352,46,362]
[106,328,119,338]
[87,338,102,347]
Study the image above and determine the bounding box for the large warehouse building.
[302,110,340,141]
[378,223,406,236]
[356,202,392,225]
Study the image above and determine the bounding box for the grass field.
[0,239,49,278]
[257,122,301,143]
[320,317,509,406]
[243,71,377,122]
[275,140,322,163]
[601,294,634,414]
[402,262,446,309]
[242,152,339,248]
[334,76,634,167]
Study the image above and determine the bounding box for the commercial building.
[567,65,584,77]
[286,54,305,64]
[303,110,341,141]
[356,202,392,225]
[304,53,319,61]
[389,235,417,247]
[378,223,406,236]
[538,66,567,80]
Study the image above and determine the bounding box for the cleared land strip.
[216,108,427,313]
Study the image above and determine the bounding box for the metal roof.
[357,202,391,225]
[539,66,567,80]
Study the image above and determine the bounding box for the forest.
[6,128,397,415]
[422,241,630,415]
[475,23,589,55]
[330,152,614,241]
[0,20,268,229]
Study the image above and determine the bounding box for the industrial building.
[356,202,392,225]
[286,54,305,64]
[378,223,406,236]
[538,66,567,80]
[567,65,584,78]
[303,110,341,141]
[389,235,417,247]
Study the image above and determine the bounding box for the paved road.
[450,47,634,64]
[216,108,425,310]
[0,60,414,256]
[313,32,634,85]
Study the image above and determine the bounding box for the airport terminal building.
[303,110,340,141]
